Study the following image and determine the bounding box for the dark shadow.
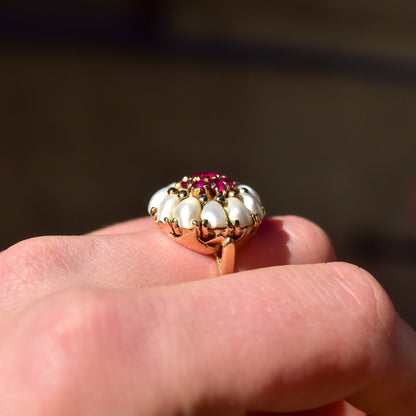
[236,218,290,271]
[0,4,415,83]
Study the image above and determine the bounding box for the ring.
[148,172,265,275]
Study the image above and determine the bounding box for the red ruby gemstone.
[224,178,234,187]
[189,173,233,196]
[192,179,208,194]
[210,178,226,192]
[193,172,220,180]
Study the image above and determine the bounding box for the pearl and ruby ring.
[148,173,265,275]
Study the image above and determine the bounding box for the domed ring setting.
[148,173,265,275]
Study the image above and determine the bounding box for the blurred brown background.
[1,1,416,326]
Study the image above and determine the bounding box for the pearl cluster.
[148,173,264,230]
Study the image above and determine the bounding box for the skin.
[0,215,415,415]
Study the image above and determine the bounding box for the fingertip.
[282,215,336,264]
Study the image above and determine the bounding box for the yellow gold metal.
[149,174,265,276]
[152,207,262,275]
[199,195,208,204]
[216,238,235,275]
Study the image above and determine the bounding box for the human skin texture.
[0,216,415,415]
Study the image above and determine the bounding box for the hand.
[0,216,415,415]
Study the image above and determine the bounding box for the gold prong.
[201,219,209,240]
[178,177,189,190]
[215,195,226,204]
[189,220,200,239]
[192,187,201,198]
[226,220,234,237]
[164,217,175,236]
[192,185,209,198]
[239,227,248,240]
[199,194,208,204]
[250,221,260,234]
[217,237,235,275]
[234,220,242,238]
[150,207,157,221]
[171,218,182,236]
[178,190,188,199]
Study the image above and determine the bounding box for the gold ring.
[148,173,265,275]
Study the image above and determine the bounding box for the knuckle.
[16,289,160,412]
[1,236,66,278]
[0,236,80,295]
[36,290,107,367]
[10,290,111,411]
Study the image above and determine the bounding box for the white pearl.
[174,197,201,229]
[201,200,228,229]
[238,184,262,205]
[147,183,175,214]
[157,194,180,222]
[238,192,264,219]
[224,197,253,227]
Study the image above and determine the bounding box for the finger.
[348,317,416,415]
[90,215,336,269]
[236,215,335,270]
[0,216,334,317]
[91,215,336,269]
[250,401,367,415]
[90,217,153,235]
[91,215,336,270]
[2,262,415,415]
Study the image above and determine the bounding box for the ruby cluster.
[181,173,234,197]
